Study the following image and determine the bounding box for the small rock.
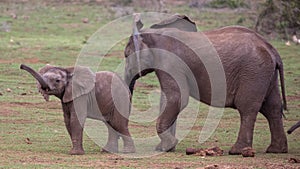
[195,150,206,156]
[292,35,299,44]
[23,15,30,20]
[82,18,89,23]
[205,146,223,156]
[186,147,205,156]
[1,21,10,32]
[186,146,223,156]
[10,12,17,19]
[288,158,300,163]
[241,147,255,157]
[25,138,32,144]
[109,157,124,160]
[6,88,12,92]
[186,147,198,155]
[204,164,219,169]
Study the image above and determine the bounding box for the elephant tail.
[276,54,288,111]
[256,32,288,112]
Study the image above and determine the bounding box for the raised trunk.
[20,64,49,90]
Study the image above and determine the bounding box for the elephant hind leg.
[102,123,119,153]
[229,85,266,155]
[108,113,136,153]
[260,86,288,153]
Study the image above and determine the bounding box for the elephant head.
[124,14,197,93]
[20,64,95,102]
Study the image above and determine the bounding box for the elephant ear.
[133,13,144,32]
[38,64,55,101]
[150,14,197,32]
[62,66,95,103]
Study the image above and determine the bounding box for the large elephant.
[20,64,135,155]
[124,14,288,154]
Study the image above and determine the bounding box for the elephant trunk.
[287,120,300,134]
[125,69,155,94]
[20,64,49,90]
[125,73,138,95]
[129,78,137,94]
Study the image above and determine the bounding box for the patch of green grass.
[207,0,248,9]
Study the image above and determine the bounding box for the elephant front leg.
[69,112,85,155]
[154,70,189,152]
[63,109,72,138]
[65,102,87,155]
[155,121,177,152]
[155,90,181,152]
[63,106,84,155]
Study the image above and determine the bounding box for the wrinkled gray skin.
[124,15,288,154]
[20,64,135,155]
[287,121,300,134]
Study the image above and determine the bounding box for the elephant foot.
[155,138,178,152]
[228,149,241,155]
[266,144,288,153]
[101,148,114,153]
[155,143,176,152]
[122,137,136,153]
[69,148,85,155]
[229,145,247,155]
[102,145,118,153]
[123,146,136,153]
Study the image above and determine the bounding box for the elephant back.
[94,71,131,119]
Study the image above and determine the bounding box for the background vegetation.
[255,0,300,39]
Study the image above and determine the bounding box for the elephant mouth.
[45,87,60,95]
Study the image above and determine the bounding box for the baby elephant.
[20,64,135,155]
